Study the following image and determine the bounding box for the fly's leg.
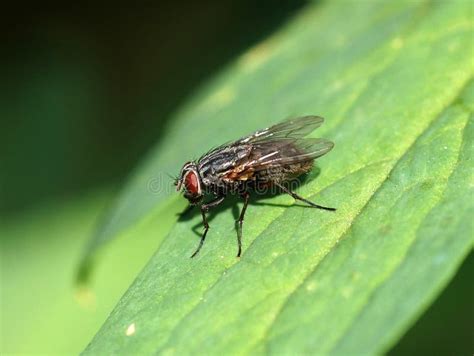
[275,182,336,211]
[191,195,225,258]
[190,208,209,258]
[236,191,250,257]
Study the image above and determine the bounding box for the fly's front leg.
[236,191,250,257]
[190,195,225,258]
[190,208,210,258]
[275,182,336,211]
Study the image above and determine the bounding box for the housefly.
[175,115,335,258]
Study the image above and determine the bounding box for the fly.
[175,115,336,258]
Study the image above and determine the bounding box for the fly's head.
[175,161,203,205]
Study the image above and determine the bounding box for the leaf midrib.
[155,77,471,354]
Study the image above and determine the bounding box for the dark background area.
[390,252,473,355]
[1,2,472,354]
[1,0,306,214]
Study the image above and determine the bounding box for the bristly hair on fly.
[163,172,180,187]
[174,115,336,258]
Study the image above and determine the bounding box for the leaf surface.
[83,1,473,354]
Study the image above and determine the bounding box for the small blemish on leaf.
[126,322,136,336]
[205,86,236,109]
[74,286,96,310]
[433,254,447,265]
[351,272,361,282]
[239,39,275,72]
[335,34,346,47]
[341,287,353,299]
[448,40,460,52]
[358,253,368,261]
[306,281,318,292]
[391,37,404,50]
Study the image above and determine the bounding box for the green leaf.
[83,0,473,354]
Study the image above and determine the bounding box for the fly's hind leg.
[275,182,336,211]
[236,191,250,257]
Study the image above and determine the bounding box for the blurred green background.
[1,1,472,354]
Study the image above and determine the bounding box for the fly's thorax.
[198,145,253,178]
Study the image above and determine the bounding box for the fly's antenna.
[165,171,181,190]
[165,172,178,182]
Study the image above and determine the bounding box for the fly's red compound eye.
[184,171,199,195]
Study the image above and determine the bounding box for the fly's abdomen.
[250,141,314,182]
[254,160,313,185]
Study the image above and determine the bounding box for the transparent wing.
[221,137,334,181]
[200,116,332,181]
[201,116,325,161]
[237,115,324,145]
[247,137,334,168]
